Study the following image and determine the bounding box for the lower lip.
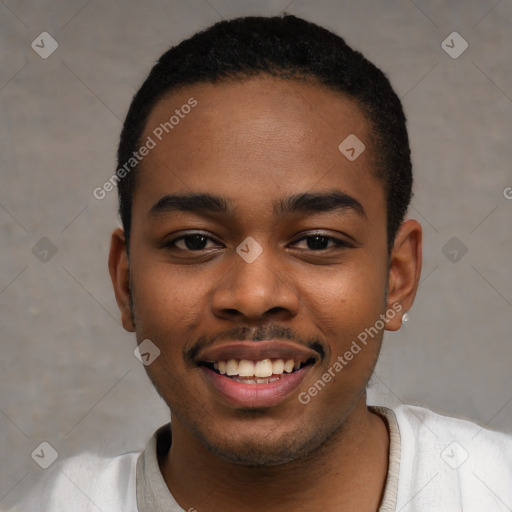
[201,366,311,408]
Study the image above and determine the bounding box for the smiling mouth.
[201,358,316,384]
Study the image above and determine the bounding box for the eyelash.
[164,231,352,252]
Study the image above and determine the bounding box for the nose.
[211,245,300,322]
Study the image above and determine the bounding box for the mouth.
[195,341,319,408]
[201,357,315,384]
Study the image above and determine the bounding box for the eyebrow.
[148,190,366,219]
[275,191,366,218]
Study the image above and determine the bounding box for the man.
[11,14,512,512]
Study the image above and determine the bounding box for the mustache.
[184,323,325,364]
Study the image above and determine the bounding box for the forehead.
[135,75,383,219]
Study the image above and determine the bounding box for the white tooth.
[254,359,273,378]
[294,361,301,371]
[214,362,219,370]
[273,359,285,374]
[238,359,255,377]
[218,360,227,374]
[283,359,295,373]
[226,359,239,376]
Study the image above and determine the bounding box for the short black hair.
[117,15,412,252]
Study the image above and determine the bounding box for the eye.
[291,234,352,251]
[166,232,221,251]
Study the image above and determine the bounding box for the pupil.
[185,235,207,250]
[307,235,328,250]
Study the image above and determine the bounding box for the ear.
[385,219,422,331]
[108,228,135,332]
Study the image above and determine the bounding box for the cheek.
[129,256,209,342]
[298,269,386,410]
[129,259,211,400]
[300,261,387,359]
[305,260,386,322]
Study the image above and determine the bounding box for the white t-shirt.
[5,404,512,511]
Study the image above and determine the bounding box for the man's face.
[122,76,392,465]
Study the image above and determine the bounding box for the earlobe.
[385,219,422,332]
[108,228,135,332]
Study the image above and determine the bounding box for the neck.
[161,395,389,512]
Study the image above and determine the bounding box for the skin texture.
[109,76,422,511]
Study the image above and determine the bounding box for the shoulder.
[393,403,512,461]
[382,403,512,511]
[5,451,139,512]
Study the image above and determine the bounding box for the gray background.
[1,0,511,504]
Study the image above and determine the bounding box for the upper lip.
[195,340,320,365]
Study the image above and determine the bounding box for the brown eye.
[292,234,351,251]
[178,234,209,250]
[305,235,330,250]
[166,232,221,251]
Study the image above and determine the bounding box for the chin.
[191,416,344,467]
[148,372,349,467]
